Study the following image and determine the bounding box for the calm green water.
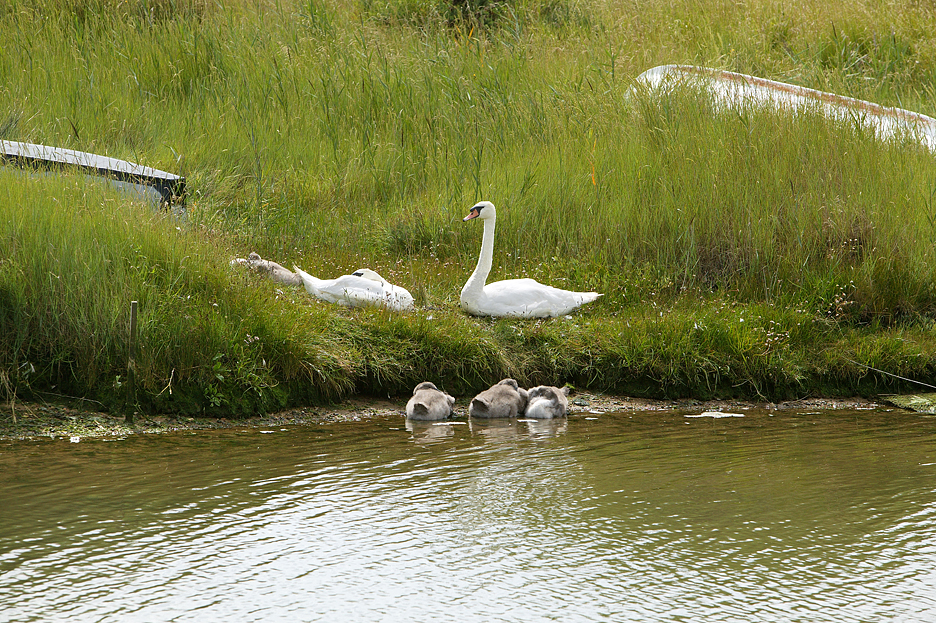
[2,408,936,622]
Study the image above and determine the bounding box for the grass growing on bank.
[3,0,936,413]
[0,173,365,414]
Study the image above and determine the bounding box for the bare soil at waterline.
[0,393,890,441]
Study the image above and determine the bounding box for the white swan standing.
[293,266,415,311]
[460,201,602,318]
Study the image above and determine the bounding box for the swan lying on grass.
[468,378,528,418]
[293,266,415,311]
[231,252,303,287]
[461,201,602,318]
[405,382,456,420]
[524,385,570,419]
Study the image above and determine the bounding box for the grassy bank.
[3,0,936,415]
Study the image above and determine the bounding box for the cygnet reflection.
[405,418,460,445]
[469,416,568,441]
[520,417,569,438]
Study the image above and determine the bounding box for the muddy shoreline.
[0,394,891,441]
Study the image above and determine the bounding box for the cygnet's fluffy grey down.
[231,252,303,287]
[405,382,456,420]
[468,378,528,418]
[524,385,570,419]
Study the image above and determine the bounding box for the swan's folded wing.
[325,276,415,310]
[482,279,601,317]
[323,275,389,307]
[385,284,415,311]
[295,267,414,310]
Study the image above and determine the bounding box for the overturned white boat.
[1,140,186,208]
[633,65,936,153]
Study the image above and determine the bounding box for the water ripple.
[3,411,936,621]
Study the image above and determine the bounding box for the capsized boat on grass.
[1,140,186,210]
[633,65,936,153]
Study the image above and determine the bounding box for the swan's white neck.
[463,215,496,298]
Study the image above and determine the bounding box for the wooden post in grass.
[127,300,138,423]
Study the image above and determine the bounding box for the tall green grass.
[0,172,363,414]
[3,0,936,411]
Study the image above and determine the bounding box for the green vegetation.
[3,0,936,414]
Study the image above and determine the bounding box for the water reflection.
[2,410,936,622]
[405,415,568,446]
[467,415,568,442]
[405,418,461,444]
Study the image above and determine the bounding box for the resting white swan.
[461,201,602,318]
[293,266,415,311]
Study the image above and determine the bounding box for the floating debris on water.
[686,412,745,418]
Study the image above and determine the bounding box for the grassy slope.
[2,0,936,414]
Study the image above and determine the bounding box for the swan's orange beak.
[463,207,481,221]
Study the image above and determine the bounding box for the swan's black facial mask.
[463,206,483,221]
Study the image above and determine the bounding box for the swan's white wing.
[294,267,413,310]
[295,268,377,305]
[479,278,601,318]
[383,283,415,311]
[343,275,414,310]
[320,275,391,307]
[350,269,414,310]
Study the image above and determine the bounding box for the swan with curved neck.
[460,201,602,318]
